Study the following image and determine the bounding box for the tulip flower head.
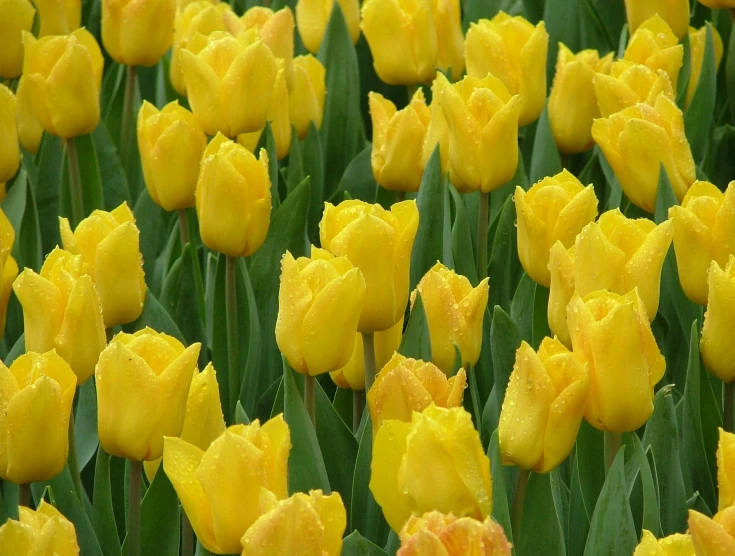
[296,0,360,54]
[0,0,35,78]
[102,0,175,66]
[698,0,735,7]
[432,0,464,78]
[689,507,735,555]
[421,77,451,173]
[717,428,735,511]
[33,0,81,36]
[0,501,80,554]
[240,6,294,86]
[0,210,17,338]
[700,256,735,383]
[15,77,44,155]
[624,0,689,40]
[0,85,20,187]
[632,529,694,556]
[594,60,675,118]
[623,15,684,89]
[686,24,723,108]
[289,54,326,139]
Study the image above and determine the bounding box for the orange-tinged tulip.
[0,0,35,78]
[289,54,326,139]
[32,0,80,36]
[623,15,684,89]
[633,529,694,556]
[594,60,675,118]
[0,85,20,185]
[0,501,80,555]
[700,256,735,383]
[102,0,174,66]
[296,0,360,54]
[15,77,44,155]
[717,428,735,511]
[624,0,689,39]
[686,25,724,108]
[688,508,735,555]
[432,0,464,78]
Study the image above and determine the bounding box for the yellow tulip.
[137,100,207,212]
[330,318,403,390]
[421,76,450,173]
[437,72,521,193]
[240,6,294,87]
[499,338,589,473]
[567,289,665,432]
[633,529,694,556]
[718,428,735,511]
[0,501,80,554]
[369,90,431,193]
[163,415,291,554]
[465,12,548,127]
[22,29,103,139]
[320,199,419,333]
[432,0,464,78]
[411,263,488,374]
[700,256,735,383]
[594,60,675,118]
[624,0,689,39]
[60,202,146,328]
[669,181,735,306]
[623,15,684,89]
[241,490,346,556]
[370,404,492,532]
[0,210,16,339]
[367,353,466,432]
[144,362,225,481]
[195,133,271,257]
[0,351,76,484]
[15,77,44,155]
[548,45,614,154]
[547,243,577,348]
[687,25,724,108]
[275,247,366,376]
[13,248,106,384]
[689,508,735,555]
[398,512,512,556]
[289,54,326,139]
[33,0,81,37]
[515,169,599,287]
[96,328,200,462]
[180,29,276,137]
[697,0,735,7]
[0,0,35,78]
[102,0,174,66]
[0,85,19,185]
[360,0,438,85]
[592,92,696,214]
[296,0,360,54]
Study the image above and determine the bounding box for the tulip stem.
[66,138,84,228]
[68,412,84,502]
[120,65,137,172]
[304,374,316,426]
[510,468,530,541]
[395,191,405,203]
[181,509,194,556]
[476,191,489,279]
[362,332,376,391]
[178,210,191,247]
[725,382,735,433]
[225,255,239,421]
[18,484,30,508]
[127,461,142,556]
[353,389,365,432]
[605,431,622,472]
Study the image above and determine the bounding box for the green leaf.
[302,123,326,241]
[624,432,661,537]
[576,421,606,523]
[139,467,180,556]
[488,196,522,312]
[237,260,263,418]
[677,33,692,107]
[398,292,432,361]
[2,167,43,271]
[449,184,478,286]
[490,305,521,412]
[596,147,623,211]
[518,473,566,556]
[133,188,172,288]
[234,401,250,425]
[127,290,184,342]
[4,333,24,366]
[75,379,99,470]
[93,450,121,556]
[91,123,131,210]
[487,430,513,547]
[255,123,281,210]
[342,531,389,556]
[333,144,377,203]
[529,105,563,184]
[568,457,591,556]
[34,133,65,253]
[73,132,106,216]
[685,24,717,164]
[511,273,535,345]
[654,163,678,224]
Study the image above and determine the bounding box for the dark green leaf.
[398,292,432,361]
[487,430,513,546]
[91,123,131,210]
[490,305,521,412]
[75,379,99,470]
[529,105,563,184]
[449,185,478,286]
[3,167,43,271]
[685,25,717,164]
[511,273,535,345]
[342,531,389,556]
[333,145,377,203]
[73,133,106,216]
[488,196,521,312]
[133,188,172,288]
[518,473,566,556]
[576,420,605,522]
[34,133,65,253]
[139,467,180,556]
[127,290,184,342]
[93,450,121,556]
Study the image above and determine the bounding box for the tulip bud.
[33,0,81,36]
[241,490,346,556]
[15,77,44,155]
[432,0,464,78]
[718,428,735,511]
[296,0,360,54]
[0,351,77,484]
[567,289,665,432]
[437,72,521,193]
[624,0,689,40]
[102,0,174,66]
[60,202,146,328]
[276,247,366,376]
[361,0,438,85]
[320,199,419,333]
[421,76,450,173]
[398,512,512,556]
[633,529,694,556]
[592,92,696,213]
[0,501,80,554]
[687,25,724,108]
[701,256,735,383]
[465,12,549,127]
[289,54,326,139]
[669,181,735,306]
[369,90,431,193]
[96,328,200,461]
[623,15,684,89]
[240,6,294,87]
[137,100,207,212]
[13,248,106,383]
[0,85,20,185]
[548,45,613,154]
[180,29,276,137]
[371,405,492,532]
[22,29,103,139]
[515,170,599,287]
[163,415,291,554]
[0,0,35,78]
[411,263,488,374]
[195,133,271,257]
[368,353,466,432]
[594,60,675,119]
[689,508,735,555]
[499,338,589,473]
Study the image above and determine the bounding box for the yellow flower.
[0,501,80,555]
[0,351,76,484]
[437,72,521,193]
[240,6,294,87]
[398,512,512,556]
[421,76,450,173]
[689,508,735,555]
[567,290,665,432]
[669,181,735,306]
[698,0,735,7]
[32,0,80,36]
[96,328,200,462]
[180,29,276,137]
[241,490,346,556]
[0,0,35,78]
[289,54,326,139]
[465,12,548,126]
[0,210,16,338]
[0,85,19,185]
[102,0,174,66]
[296,0,360,54]
[13,248,106,384]
[360,0,438,85]
[320,199,419,333]
[411,263,488,374]
[163,415,290,554]
[592,92,696,214]
[701,256,735,383]
[330,318,403,390]
[367,353,466,432]
[718,428,735,511]
[22,29,103,139]
[369,89,431,193]
[499,338,589,473]
[195,133,271,257]
[623,15,684,89]
[686,25,724,108]
[370,405,492,532]
[275,247,366,376]
[633,529,694,556]
[548,45,614,154]
[515,169,599,287]
[15,77,44,155]
[594,60,675,118]
[624,0,689,39]
[432,0,464,78]
[60,202,146,328]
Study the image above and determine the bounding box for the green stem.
[476,191,490,280]
[225,256,239,421]
[18,484,30,508]
[304,374,315,426]
[353,389,365,433]
[605,431,623,473]
[395,190,406,203]
[68,411,84,501]
[510,468,530,541]
[127,461,142,556]
[181,509,194,556]
[725,382,735,433]
[120,65,137,170]
[362,332,376,392]
[178,210,190,247]
[66,138,84,227]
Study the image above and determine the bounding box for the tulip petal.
[180,47,224,136]
[689,510,735,556]
[181,363,226,452]
[259,414,291,499]
[701,259,735,382]
[12,269,65,354]
[479,94,520,192]
[370,419,414,532]
[625,219,673,319]
[0,520,35,553]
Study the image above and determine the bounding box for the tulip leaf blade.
[71,132,106,217]
[255,122,281,210]
[2,164,43,273]
[487,429,514,547]
[575,421,606,525]
[333,144,378,204]
[488,195,523,312]
[529,104,563,185]
[654,162,678,224]
[684,24,717,165]
[489,305,521,412]
[138,466,180,556]
[398,292,432,362]
[93,449,121,556]
[622,432,661,538]
[511,273,535,345]
[75,379,100,471]
[596,147,623,211]
[568,456,591,556]
[449,185,479,286]
[127,290,184,342]
[92,122,131,210]
[133,188,173,289]
[342,531,389,556]
[34,132,65,253]
[517,472,566,556]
